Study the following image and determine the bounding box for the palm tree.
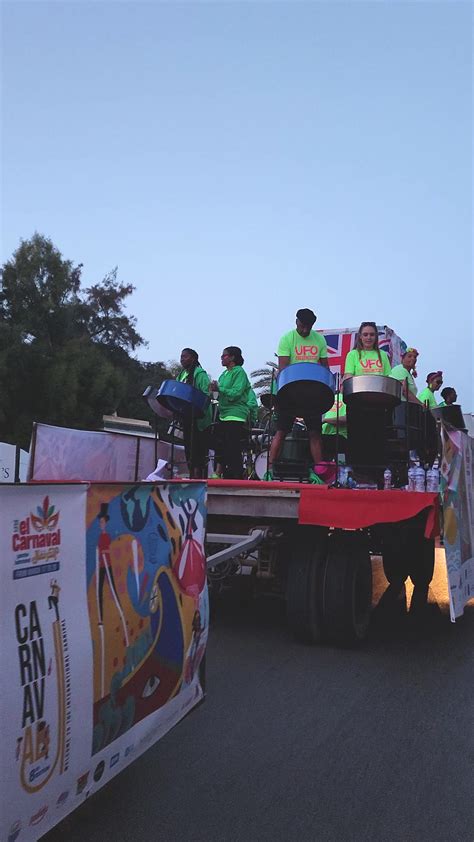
[251,361,278,394]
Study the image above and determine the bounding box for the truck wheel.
[320,530,372,645]
[286,526,329,643]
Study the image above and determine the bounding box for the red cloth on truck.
[298,487,439,538]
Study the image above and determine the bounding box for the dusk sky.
[2,1,472,408]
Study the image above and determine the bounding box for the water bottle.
[346,472,357,489]
[338,466,348,486]
[407,464,416,491]
[426,460,440,493]
[414,462,426,492]
[383,468,392,490]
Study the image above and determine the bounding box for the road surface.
[44,551,473,842]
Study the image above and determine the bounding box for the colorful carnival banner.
[441,427,474,620]
[0,482,208,841]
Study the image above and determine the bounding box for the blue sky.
[2,1,472,408]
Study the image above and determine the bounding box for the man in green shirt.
[438,387,457,407]
[264,308,329,482]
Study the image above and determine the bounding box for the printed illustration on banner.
[14,576,71,795]
[12,495,62,579]
[85,483,208,755]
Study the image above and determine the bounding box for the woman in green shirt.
[418,371,443,409]
[177,348,212,478]
[210,346,251,479]
[343,322,391,475]
[343,321,391,379]
[390,347,423,404]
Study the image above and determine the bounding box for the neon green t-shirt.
[390,364,417,399]
[418,387,438,408]
[322,394,347,438]
[344,348,391,377]
[277,329,328,365]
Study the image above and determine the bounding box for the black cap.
[296,308,316,327]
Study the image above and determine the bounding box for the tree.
[0,234,146,448]
[251,361,278,393]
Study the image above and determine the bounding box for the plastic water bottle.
[407,464,416,491]
[426,460,440,493]
[383,468,392,490]
[414,462,425,492]
[346,472,357,489]
[338,466,348,486]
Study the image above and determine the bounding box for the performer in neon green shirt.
[177,348,212,478]
[343,322,391,476]
[418,371,443,408]
[438,386,457,407]
[210,346,252,479]
[265,308,329,482]
[390,347,422,403]
[322,394,347,438]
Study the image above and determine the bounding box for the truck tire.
[320,530,372,645]
[286,526,329,643]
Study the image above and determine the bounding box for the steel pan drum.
[277,363,335,415]
[431,404,467,432]
[157,380,210,419]
[142,385,173,419]
[343,375,401,409]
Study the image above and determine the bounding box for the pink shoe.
[313,462,336,484]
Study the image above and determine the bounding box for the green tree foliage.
[251,361,278,393]
[0,233,167,448]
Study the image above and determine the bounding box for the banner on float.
[0,482,208,841]
[441,428,474,621]
[30,423,187,483]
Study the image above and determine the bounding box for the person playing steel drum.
[264,308,329,483]
[177,348,212,478]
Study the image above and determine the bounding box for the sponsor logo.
[93,760,105,782]
[124,745,134,758]
[294,344,320,359]
[29,805,48,826]
[360,358,382,370]
[76,771,89,795]
[7,821,22,842]
[12,496,61,578]
[110,753,120,768]
[15,578,70,796]
[56,790,69,807]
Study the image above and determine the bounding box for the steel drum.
[343,375,401,409]
[157,380,210,418]
[431,404,467,432]
[142,385,173,419]
[277,363,335,416]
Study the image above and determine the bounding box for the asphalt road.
[44,552,473,842]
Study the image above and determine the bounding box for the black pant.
[218,420,244,479]
[181,417,209,473]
